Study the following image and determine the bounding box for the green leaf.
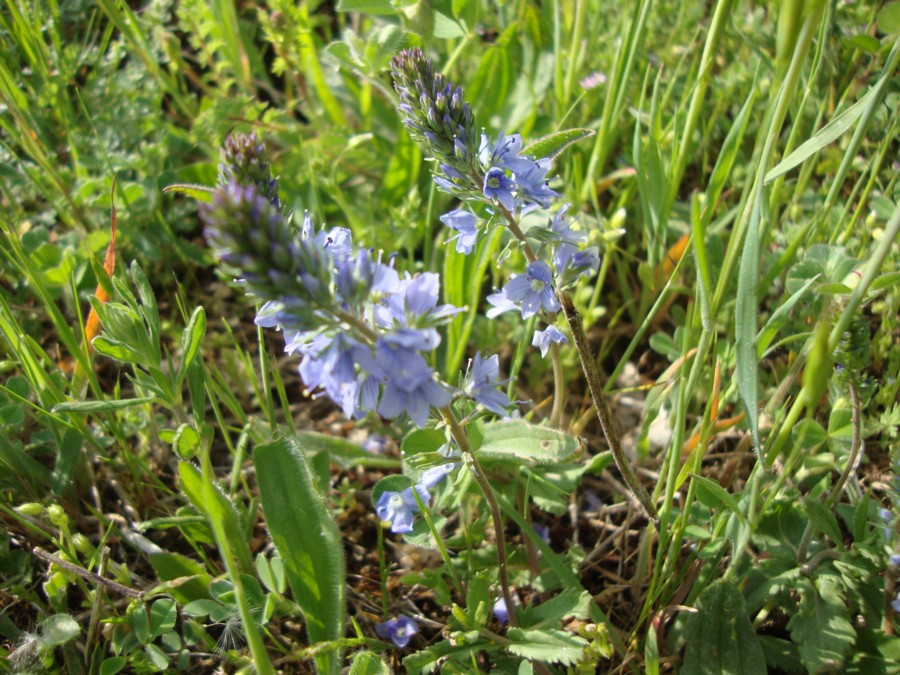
[99,656,127,675]
[90,335,143,363]
[735,191,762,455]
[757,274,819,357]
[348,651,391,675]
[145,643,170,670]
[787,576,855,673]
[477,420,581,464]
[178,463,253,574]
[38,613,81,647]
[505,627,589,666]
[682,581,765,675]
[176,306,206,386]
[149,599,177,639]
[172,423,201,459]
[336,0,395,13]
[401,428,447,456]
[877,3,900,34]
[255,438,345,674]
[522,129,594,161]
[691,474,748,526]
[181,599,221,618]
[51,396,155,413]
[403,633,498,673]
[765,86,877,183]
[132,604,151,644]
[148,552,212,604]
[802,497,843,547]
[517,589,591,629]
[162,183,215,202]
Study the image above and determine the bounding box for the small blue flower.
[893,592,900,614]
[463,352,512,415]
[483,167,516,211]
[493,597,509,624]
[362,434,389,454]
[440,209,479,254]
[549,205,586,271]
[486,287,519,318]
[890,553,900,566]
[377,273,461,331]
[376,615,419,648]
[533,326,568,357]
[514,158,558,209]
[503,261,560,318]
[368,342,452,427]
[376,485,429,533]
[567,247,601,279]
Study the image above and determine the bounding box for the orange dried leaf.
[84,179,118,347]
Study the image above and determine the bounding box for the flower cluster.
[391,51,600,352]
[203,133,514,428]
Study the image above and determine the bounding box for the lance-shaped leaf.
[255,437,345,674]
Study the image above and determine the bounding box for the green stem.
[549,342,565,428]
[440,406,519,627]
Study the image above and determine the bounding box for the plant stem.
[496,205,656,520]
[549,342,565,428]
[826,381,862,509]
[557,290,658,522]
[439,406,519,627]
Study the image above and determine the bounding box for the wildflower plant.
[8,4,900,675]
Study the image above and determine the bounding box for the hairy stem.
[549,342,566,428]
[557,291,658,522]
[439,406,519,627]
[496,205,656,520]
[827,380,863,509]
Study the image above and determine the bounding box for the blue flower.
[463,352,512,415]
[440,209,479,254]
[493,597,509,624]
[377,273,461,332]
[375,615,419,648]
[890,553,900,566]
[486,287,519,318]
[479,132,532,174]
[548,205,585,270]
[514,158,558,209]
[362,434,389,454]
[376,485,429,533]
[567,247,600,279]
[502,261,560,318]
[533,326,568,357]
[893,592,900,614]
[483,167,516,211]
[367,342,452,427]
